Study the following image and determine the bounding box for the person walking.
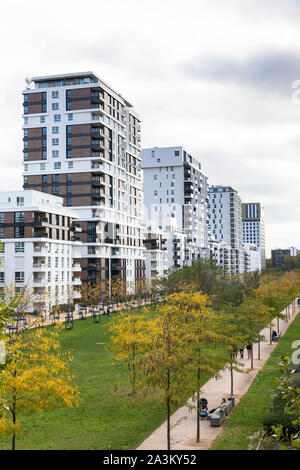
[246,344,252,360]
[239,346,244,359]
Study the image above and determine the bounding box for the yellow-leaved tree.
[0,324,81,450]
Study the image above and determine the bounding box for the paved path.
[137,301,299,450]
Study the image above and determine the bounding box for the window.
[0,273,4,283]
[52,186,59,195]
[67,149,72,158]
[0,243,4,253]
[15,242,24,253]
[54,162,61,169]
[42,175,47,183]
[40,116,45,123]
[24,129,28,137]
[23,176,28,184]
[0,228,4,238]
[52,103,59,110]
[174,150,180,156]
[67,197,72,206]
[52,150,59,158]
[54,114,61,122]
[24,152,28,161]
[52,126,59,134]
[40,163,45,171]
[66,90,72,98]
[24,117,28,125]
[16,197,24,207]
[66,102,72,110]
[42,103,47,113]
[15,272,24,283]
[154,175,158,181]
[66,174,72,182]
[0,213,4,223]
[52,174,59,182]
[14,226,24,238]
[23,164,28,172]
[68,113,73,121]
[52,138,59,146]
[68,161,73,169]
[88,246,95,254]
[52,91,59,99]
[24,105,28,114]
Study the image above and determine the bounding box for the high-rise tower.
[22,72,145,288]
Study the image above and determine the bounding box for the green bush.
[263,412,299,437]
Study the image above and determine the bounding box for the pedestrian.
[239,346,244,359]
[246,344,252,360]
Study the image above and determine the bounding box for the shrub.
[263,412,299,437]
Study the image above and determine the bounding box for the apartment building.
[242,202,266,269]
[271,248,298,268]
[22,72,145,289]
[143,220,168,279]
[141,146,209,268]
[208,185,244,274]
[0,191,81,313]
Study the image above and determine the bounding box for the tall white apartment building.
[242,203,266,269]
[22,72,145,289]
[208,185,244,274]
[0,191,82,313]
[141,146,209,268]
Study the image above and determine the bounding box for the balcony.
[72,263,81,271]
[32,263,47,272]
[72,278,81,286]
[33,217,48,227]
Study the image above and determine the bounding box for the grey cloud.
[183,51,300,96]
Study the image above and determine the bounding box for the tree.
[108,309,151,395]
[142,301,193,450]
[234,297,272,367]
[255,275,284,344]
[0,324,81,449]
[168,290,225,443]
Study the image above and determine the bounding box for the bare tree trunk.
[196,368,200,443]
[167,368,171,450]
[251,345,254,370]
[258,340,260,360]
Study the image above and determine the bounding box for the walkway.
[137,301,299,450]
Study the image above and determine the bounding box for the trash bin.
[228,396,235,407]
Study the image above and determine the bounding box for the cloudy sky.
[1,0,300,255]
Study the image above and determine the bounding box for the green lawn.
[0,310,214,450]
[212,311,300,450]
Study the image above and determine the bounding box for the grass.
[0,309,214,450]
[212,310,300,450]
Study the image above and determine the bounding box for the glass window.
[0,213,4,223]
[68,113,73,121]
[15,242,25,253]
[52,103,59,110]
[54,114,61,122]
[15,272,24,283]
[40,116,45,123]
[52,126,59,134]
[52,138,59,146]
[52,150,59,157]
[52,91,59,98]
[54,162,61,169]
[40,163,45,170]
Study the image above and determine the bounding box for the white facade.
[208,185,243,250]
[243,243,262,272]
[242,202,266,269]
[143,220,168,279]
[0,191,81,313]
[141,146,209,269]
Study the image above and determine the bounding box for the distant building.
[271,248,298,268]
[242,202,266,269]
[208,185,244,274]
[141,146,209,267]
